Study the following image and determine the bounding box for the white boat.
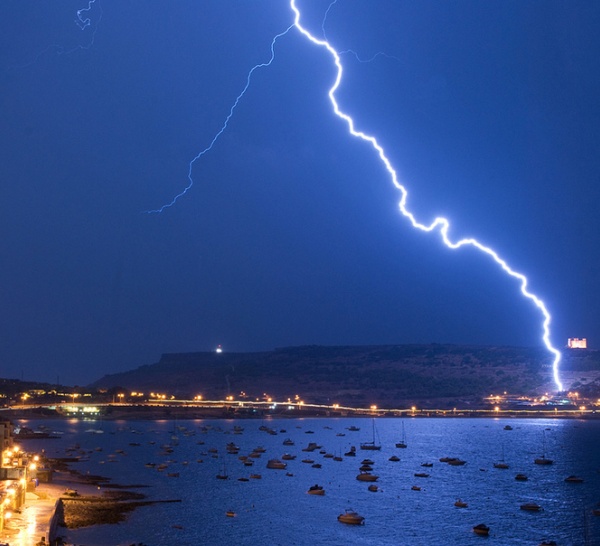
[337,509,365,525]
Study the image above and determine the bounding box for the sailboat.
[534,430,553,465]
[493,444,509,469]
[360,419,381,451]
[396,421,407,448]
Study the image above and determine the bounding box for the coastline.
[3,404,600,422]
[1,459,174,546]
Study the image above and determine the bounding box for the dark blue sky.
[1,1,598,385]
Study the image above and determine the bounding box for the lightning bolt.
[144,24,295,214]
[146,1,562,391]
[289,0,563,391]
[75,0,98,30]
[14,0,102,69]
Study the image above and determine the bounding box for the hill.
[89,344,600,409]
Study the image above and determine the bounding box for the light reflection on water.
[19,418,600,545]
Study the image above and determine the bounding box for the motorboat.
[520,503,542,511]
[473,523,490,536]
[454,499,468,508]
[447,459,466,466]
[515,473,528,481]
[368,484,378,492]
[281,453,296,460]
[307,484,325,495]
[337,509,365,525]
[389,455,400,462]
[356,471,378,482]
[414,472,429,478]
[266,459,287,470]
[283,438,294,446]
[564,475,583,483]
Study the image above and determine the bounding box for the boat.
[249,474,262,479]
[421,462,433,467]
[520,503,542,511]
[337,509,365,525]
[359,464,373,471]
[283,438,294,446]
[307,484,325,495]
[414,472,429,478]
[564,475,584,483]
[226,510,236,517]
[344,446,357,457]
[361,459,374,465]
[439,457,456,463]
[494,444,509,469]
[368,484,378,492]
[266,459,287,470]
[504,425,513,430]
[311,463,322,469]
[473,523,490,536]
[454,499,468,508]
[347,426,360,432]
[302,442,320,452]
[447,459,466,466]
[538,541,557,546]
[534,431,553,465]
[356,471,378,482]
[411,485,421,491]
[515,473,528,481]
[389,455,400,462]
[395,421,407,448]
[281,453,296,460]
[360,419,381,451]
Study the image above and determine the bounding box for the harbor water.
[15,417,600,545]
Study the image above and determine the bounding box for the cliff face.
[88,344,600,408]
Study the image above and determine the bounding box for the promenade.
[1,475,97,546]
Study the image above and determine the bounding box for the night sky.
[1,1,598,386]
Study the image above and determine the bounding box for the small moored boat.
[307,484,325,495]
[473,523,490,536]
[337,509,365,525]
[520,502,542,512]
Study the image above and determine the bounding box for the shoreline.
[3,406,599,421]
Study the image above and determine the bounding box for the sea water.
[16,417,600,546]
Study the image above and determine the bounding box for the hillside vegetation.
[89,344,600,408]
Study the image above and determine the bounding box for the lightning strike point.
[289,0,563,392]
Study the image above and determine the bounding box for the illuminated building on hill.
[568,338,587,349]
